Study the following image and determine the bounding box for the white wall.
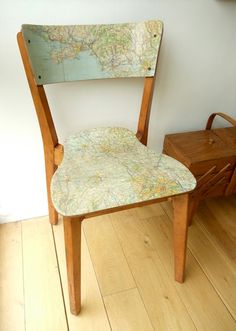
[1,0,236,223]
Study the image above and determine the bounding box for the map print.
[22,20,163,84]
[51,127,196,216]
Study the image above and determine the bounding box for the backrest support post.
[18,20,163,149]
[17,32,58,154]
[136,77,155,145]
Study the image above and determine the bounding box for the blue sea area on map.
[63,50,109,81]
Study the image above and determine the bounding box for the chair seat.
[51,127,196,216]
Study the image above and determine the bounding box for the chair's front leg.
[63,216,83,315]
[172,193,190,283]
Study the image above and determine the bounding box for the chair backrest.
[17,20,163,149]
[21,20,163,85]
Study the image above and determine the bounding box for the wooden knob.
[208,138,215,144]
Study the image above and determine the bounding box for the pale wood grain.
[83,215,135,296]
[111,211,196,331]
[179,198,236,264]
[104,288,153,331]
[0,222,25,331]
[131,203,165,219]
[203,197,236,262]
[22,217,67,331]
[189,215,236,320]
[53,218,111,331]
[142,205,236,331]
[1,196,236,330]
[163,200,236,319]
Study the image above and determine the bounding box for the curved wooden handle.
[206,112,236,130]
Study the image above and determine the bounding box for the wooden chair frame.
[17,30,192,315]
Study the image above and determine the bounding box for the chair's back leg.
[63,216,83,315]
[172,193,190,283]
[17,32,59,225]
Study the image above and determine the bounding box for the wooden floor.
[1,195,236,331]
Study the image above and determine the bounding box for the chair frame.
[17,30,192,315]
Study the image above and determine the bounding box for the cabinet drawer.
[190,157,236,176]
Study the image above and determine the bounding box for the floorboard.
[163,199,236,320]
[1,195,236,331]
[83,215,135,296]
[198,196,236,264]
[135,205,235,331]
[53,218,111,331]
[104,288,153,331]
[22,217,67,331]
[0,222,25,331]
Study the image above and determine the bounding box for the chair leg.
[63,216,83,315]
[45,158,58,225]
[188,197,199,226]
[172,193,189,283]
[48,199,58,225]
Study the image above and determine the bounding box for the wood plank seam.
[193,220,236,320]
[133,211,199,330]
[82,225,113,331]
[1,203,236,330]
[196,216,236,271]
[20,221,27,331]
[160,201,236,323]
[160,204,235,329]
[187,240,236,323]
[110,217,167,331]
[51,223,70,330]
[110,217,155,328]
[102,287,140,298]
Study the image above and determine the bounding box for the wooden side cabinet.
[163,113,236,221]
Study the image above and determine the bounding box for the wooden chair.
[17,20,196,315]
